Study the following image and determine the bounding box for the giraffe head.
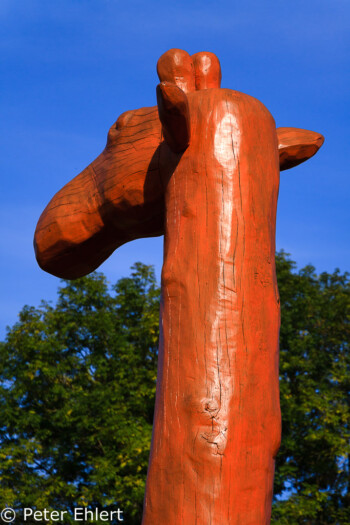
[34,48,323,279]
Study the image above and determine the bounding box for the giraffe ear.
[156,81,191,153]
[277,127,324,171]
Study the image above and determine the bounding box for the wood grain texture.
[34,107,164,279]
[144,87,281,525]
[34,48,324,524]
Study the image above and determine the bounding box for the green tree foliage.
[0,255,349,524]
[0,263,159,524]
[272,253,350,524]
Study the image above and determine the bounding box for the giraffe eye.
[115,110,134,130]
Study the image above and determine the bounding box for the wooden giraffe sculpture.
[34,48,324,524]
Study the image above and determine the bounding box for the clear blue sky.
[1,0,349,338]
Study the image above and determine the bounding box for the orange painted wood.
[34,48,324,524]
[156,81,191,153]
[145,86,281,525]
[192,51,222,90]
[157,49,196,94]
[277,127,324,171]
[34,107,164,279]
